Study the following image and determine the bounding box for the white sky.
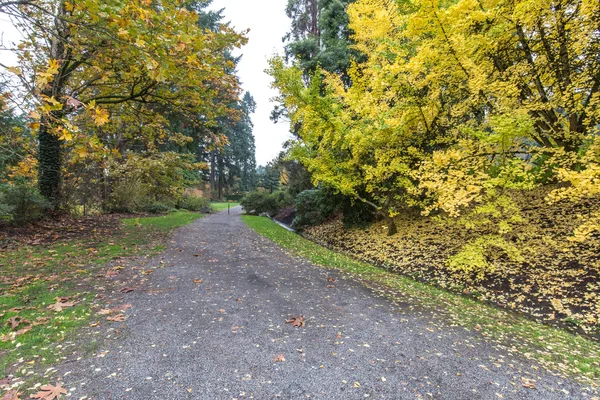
[209,0,293,166]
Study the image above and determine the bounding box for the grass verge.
[0,211,202,380]
[211,202,239,212]
[242,215,600,386]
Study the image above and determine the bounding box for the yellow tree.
[0,0,245,208]
[270,0,600,241]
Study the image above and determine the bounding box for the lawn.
[211,202,239,211]
[0,211,202,381]
[242,215,600,386]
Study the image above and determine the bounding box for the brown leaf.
[521,377,536,389]
[47,299,74,312]
[193,279,203,284]
[327,277,336,282]
[327,285,335,289]
[120,287,134,293]
[0,376,13,388]
[30,384,67,399]
[13,326,32,337]
[273,354,286,362]
[7,316,29,330]
[285,315,305,328]
[107,314,128,322]
[1,390,20,400]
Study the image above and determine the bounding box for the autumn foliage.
[0,0,252,215]
[270,0,600,269]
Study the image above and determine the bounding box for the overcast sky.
[209,0,293,166]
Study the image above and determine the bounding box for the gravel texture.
[60,207,595,399]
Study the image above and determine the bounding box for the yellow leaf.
[7,66,22,75]
[93,107,110,126]
[76,147,88,157]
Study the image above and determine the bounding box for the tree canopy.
[270,0,600,244]
[0,0,255,213]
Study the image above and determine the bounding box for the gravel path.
[61,207,594,399]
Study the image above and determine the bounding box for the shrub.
[240,191,276,215]
[269,190,294,212]
[293,189,338,229]
[178,194,210,212]
[340,198,377,228]
[0,183,50,224]
[143,203,173,214]
[241,190,293,215]
[107,178,151,213]
[293,188,377,230]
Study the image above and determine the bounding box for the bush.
[143,203,173,214]
[293,188,377,230]
[107,179,151,213]
[178,194,210,212]
[240,191,275,215]
[0,183,50,224]
[339,197,377,228]
[241,190,293,215]
[293,189,338,229]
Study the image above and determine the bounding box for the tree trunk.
[217,157,224,201]
[210,152,216,199]
[356,194,398,236]
[38,119,62,209]
[382,212,398,236]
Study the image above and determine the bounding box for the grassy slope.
[242,215,600,385]
[0,211,202,377]
[211,202,239,211]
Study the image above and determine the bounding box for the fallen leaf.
[30,383,67,399]
[285,315,305,328]
[1,390,20,400]
[521,377,536,389]
[327,277,336,282]
[107,314,128,322]
[47,299,75,312]
[193,279,203,284]
[7,316,29,330]
[273,354,285,362]
[0,376,13,388]
[120,287,134,293]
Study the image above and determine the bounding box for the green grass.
[0,211,203,379]
[123,210,202,231]
[242,215,600,386]
[211,202,239,211]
